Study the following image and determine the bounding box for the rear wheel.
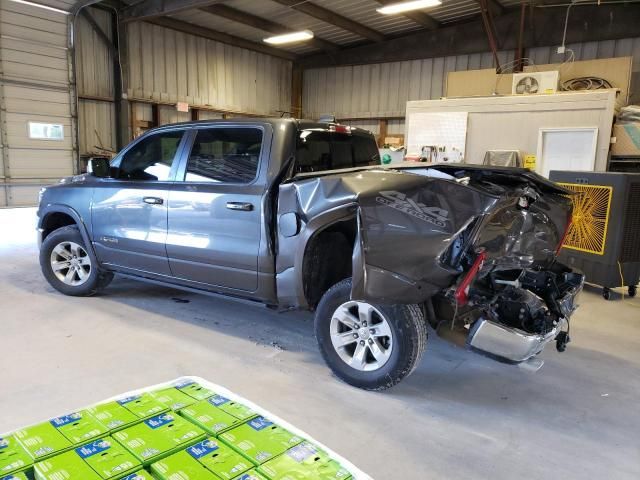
[314,278,427,390]
[40,225,113,296]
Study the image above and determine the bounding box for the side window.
[185,128,262,183]
[352,134,380,167]
[117,131,184,181]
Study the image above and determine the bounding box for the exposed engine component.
[488,287,554,335]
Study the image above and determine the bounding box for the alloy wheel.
[329,300,393,371]
[50,241,92,286]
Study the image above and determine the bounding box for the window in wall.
[184,128,262,183]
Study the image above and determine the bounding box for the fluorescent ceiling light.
[377,0,442,14]
[264,30,314,45]
[9,0,69,14]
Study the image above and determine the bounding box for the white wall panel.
[0,0,74,206]
[126,22,292,116]
[303,38,640,120]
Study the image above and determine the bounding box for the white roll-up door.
[0,0,75,206]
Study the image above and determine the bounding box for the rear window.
[295,130,379,173]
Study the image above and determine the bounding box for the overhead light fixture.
[264,30,314,45]
[9,0,69,14]
[376,0,442,14]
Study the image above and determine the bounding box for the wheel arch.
[39,204,97,262]
[295,205,358,309]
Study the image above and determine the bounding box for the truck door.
[166,126,266,292]
[91,129,187,275]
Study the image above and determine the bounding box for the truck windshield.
[295,130,379,173]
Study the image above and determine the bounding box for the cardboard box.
[149,388,196,411]
[258,442,351,480]
[219,417,302,466]
[116,394,169,419]
[50,411,109,445]
[87,402,140,432]
[173,380,216,401]
[1,471,29,480]
[112,413,205,464]
[33,450,102,480]
[0,435,32,476]
[187,438,252,479]
[612,123,640,156]
[76,437,141,479]
[119,471,154,480]
[13,422,73,461]
[179,398,244,436]
[233,470,268,480]
[150,450,219,480]
[209,395,257,421]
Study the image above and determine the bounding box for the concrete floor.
[1,207,639,479]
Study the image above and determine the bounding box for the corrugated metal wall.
[126,22,292,116]
[303,37,640,131]
[0,0,74,206]
[76,6,117,156]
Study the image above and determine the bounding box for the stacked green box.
[219,417,302,466]
[116,394,169,419]
[76,437,142,479]
[113,412,206,465]
[120,471,154,480]
[186,438,252,479]
[150,450,218,480]
[87,402,140,432]
[33,450,102,480]
[49,411,109,445]
[233,470,268,480]
[148,387,196,411]
[258,442,351,480]
[208,395,257,422]
[1,471,29,480]
[178,398,244,436]
[13,422,72,461]
[173,380,217,401]
[0,435,32,477]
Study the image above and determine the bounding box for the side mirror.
[88,157,111,178]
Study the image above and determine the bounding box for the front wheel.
[40,225,113,296]
[314,278,427,390]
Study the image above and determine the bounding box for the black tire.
[40,225,114,296]
[314,278,427,391]
[629,285,637,298]
[602,287,611,300]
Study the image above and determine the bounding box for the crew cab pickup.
[37,118,584,390]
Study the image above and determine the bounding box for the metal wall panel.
[126,22,292,116]
[305,37,640,134]
[0,0,74,206]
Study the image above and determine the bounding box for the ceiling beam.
[122,0,224,22]
[299,4,640,68]
[270,0,386,43]
[200,4,339,52]
[147,17,298,61]
[374,0,440,30]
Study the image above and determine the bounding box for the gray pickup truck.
[37,118,584,390]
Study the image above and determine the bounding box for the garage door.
[0,0,75,207]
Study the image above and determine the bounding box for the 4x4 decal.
[376,190,449,227]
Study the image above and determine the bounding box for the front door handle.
[226,202,253,211]
[143,196,163,205]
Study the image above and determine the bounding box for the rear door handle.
[143,196,164,205]
[226,202,253,211]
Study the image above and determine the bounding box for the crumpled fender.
[277,168,498,307]
[350,172,498,304]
